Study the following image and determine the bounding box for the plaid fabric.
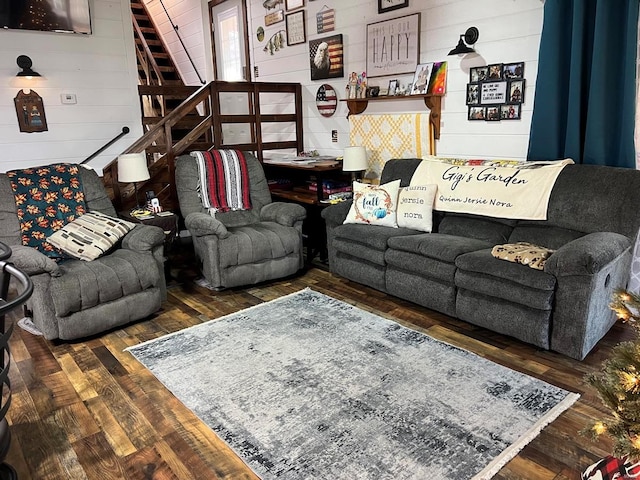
[582,456,640,480]
[191,149,252,214]
[7,163,86,261]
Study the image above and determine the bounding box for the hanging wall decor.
[14,89,48,133]
[309,34,344,80]
[265,9,284,26]
[316,5,335,33]
[466,61,525,121]
[285,10,306,45]
[316,84,337,117]
[366,13,420,77]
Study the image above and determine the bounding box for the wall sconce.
[448,27,479,55]
[16,55,41,79]
[118,153,150,209]
[342,146,368,182]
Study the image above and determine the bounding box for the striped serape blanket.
[191,150,252,214]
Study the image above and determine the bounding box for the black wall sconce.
[16,55,41,78]
[448,27,479,55]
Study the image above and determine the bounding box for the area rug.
[126,289,579,480]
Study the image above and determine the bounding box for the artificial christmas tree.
[582,290,640,479]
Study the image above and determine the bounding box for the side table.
[119,211,179,278]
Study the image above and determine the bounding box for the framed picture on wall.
[309,34,344,80]
[501,104,521,120]
[468,106,485,121]
[378,0,409,14]
[469,66,487,83]
[466,83,479,105]
[503,62,524,79]
[285,0,304,11]
[487,63,503,80]
[508,79,525,103]
[285,10,306,45]
[486,106,500,121]
[366,13,420,77]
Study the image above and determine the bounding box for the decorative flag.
[316,7,335,34]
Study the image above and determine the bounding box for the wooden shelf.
[270,189,318,205]
[341,94,443,139]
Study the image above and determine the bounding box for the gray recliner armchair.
[175,152,306,289]
[0,166,166,341]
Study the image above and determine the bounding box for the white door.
[210,0,248,81]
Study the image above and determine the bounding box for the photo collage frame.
[466,62,525,121]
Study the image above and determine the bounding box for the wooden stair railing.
[103,81,303,213]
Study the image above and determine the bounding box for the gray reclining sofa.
[322,158,640,360]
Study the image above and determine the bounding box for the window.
[217,6,243,81]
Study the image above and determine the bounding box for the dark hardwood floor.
[3,240,631,479]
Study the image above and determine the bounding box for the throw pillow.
[343,180,401,227]
[491,242,555,271]
[396,184,437,232]
[47,211,136,261]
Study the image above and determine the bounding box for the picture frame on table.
[508,79,525,103]
[378,0,409,14]
[285,10,306,45]
[410,63,431,95]
[466,83,479,105]
[468,106,486,121]
[503,62,524,79]
[469,66,487,83]
[500,104,521,120]
[388,79,399,95]
[285,0,304,11]
[366,13,420,77]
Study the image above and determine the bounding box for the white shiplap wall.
[245,0,544,160]
[0,0,144,173]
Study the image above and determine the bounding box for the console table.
[263,159,348,264]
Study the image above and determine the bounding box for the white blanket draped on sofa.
[410,157,574,220]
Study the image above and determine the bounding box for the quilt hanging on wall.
[349,113,432,181]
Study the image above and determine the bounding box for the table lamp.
[117,152,150,209]
[342,146,368,182]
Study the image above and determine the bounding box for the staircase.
[130,0,182,86]
[120,0,209,211]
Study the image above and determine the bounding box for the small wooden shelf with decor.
[341,93,444,140]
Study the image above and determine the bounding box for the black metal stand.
[0,242,33,479]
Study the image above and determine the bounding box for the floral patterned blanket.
[7,163,86,261]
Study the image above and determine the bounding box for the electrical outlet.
[254,65,259,78]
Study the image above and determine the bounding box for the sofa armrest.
[260,202,306,227]
[9,245,61,277]
[321,200,352,226]
[185,212,229,238]
[122,224,165,252]
[544,232,631,276]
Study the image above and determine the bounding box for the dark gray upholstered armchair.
[0,166,166,341]
[175,152,306,289]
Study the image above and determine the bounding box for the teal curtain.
[527,0,638,168]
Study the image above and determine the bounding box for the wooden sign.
[14,89,48,133]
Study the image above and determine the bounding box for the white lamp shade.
[342,146,368,172]
[117,153,150,183]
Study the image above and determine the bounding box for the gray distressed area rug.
[126,288,579,480]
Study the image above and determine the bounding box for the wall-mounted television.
[1,0,92,35]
